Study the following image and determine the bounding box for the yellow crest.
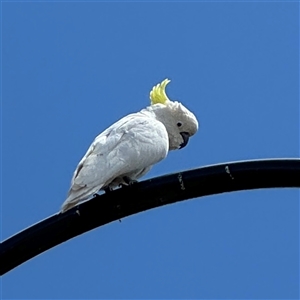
[150,78,171,105]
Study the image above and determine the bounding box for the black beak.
[179,132,190,149]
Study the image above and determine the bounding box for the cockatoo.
[61,79,198,212]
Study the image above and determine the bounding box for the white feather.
[61,111,169,212]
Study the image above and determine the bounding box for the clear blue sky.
[1,1,299,299]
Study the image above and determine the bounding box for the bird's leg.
[103,186,113,193]
[119,176,138,188]
[123,176,137,186]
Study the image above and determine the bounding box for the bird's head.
[149,79,199,150]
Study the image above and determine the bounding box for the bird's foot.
[123,176,137,186]
[119,176,137,188]
[103,186,113,193]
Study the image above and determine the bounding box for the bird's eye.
[177,122,182,127]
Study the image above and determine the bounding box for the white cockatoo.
[61,79,198,212]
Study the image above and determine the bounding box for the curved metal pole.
[1,158,300,275]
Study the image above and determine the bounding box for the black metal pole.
[1,158,299,275]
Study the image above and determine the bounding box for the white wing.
[61,113,169,211]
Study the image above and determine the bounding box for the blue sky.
[1,1,299,299]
